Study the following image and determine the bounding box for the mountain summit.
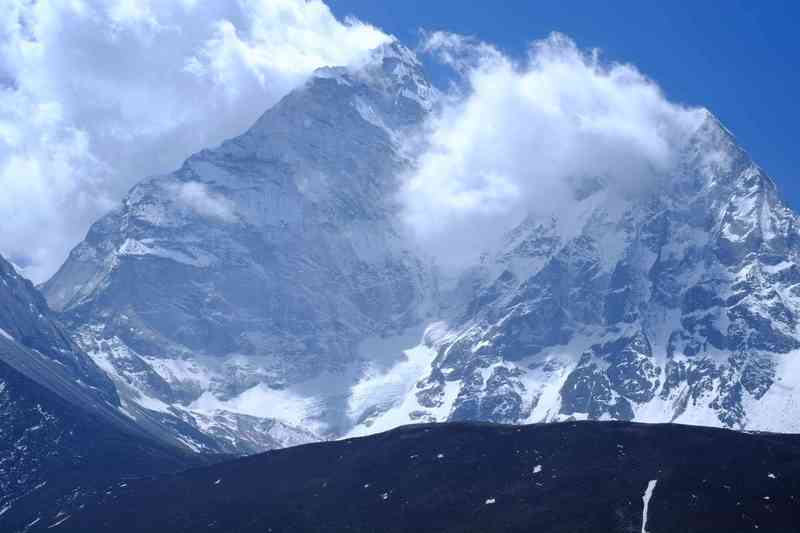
[42,41,437,451]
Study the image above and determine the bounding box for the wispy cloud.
[173,181,237,222]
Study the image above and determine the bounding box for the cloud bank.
[402,32,707,272]
[0,0,389,282]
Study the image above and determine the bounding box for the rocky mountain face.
[0,254,208,531]
[42,43,438,450]
[40,41,800,453]
[400,114,800,433]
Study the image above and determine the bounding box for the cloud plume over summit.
[401,32,707,272]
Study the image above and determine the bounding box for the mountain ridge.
[40,421,800,533]
[36,39,800,454]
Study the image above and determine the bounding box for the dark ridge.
[47,421,800,532]
[0,357,220,532]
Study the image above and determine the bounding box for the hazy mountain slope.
[50,422,800,533]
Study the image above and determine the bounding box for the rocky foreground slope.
[41,422,800,533]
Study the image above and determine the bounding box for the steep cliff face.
[41,41,800,450]
[42,43,438,449]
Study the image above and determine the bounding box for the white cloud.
[174,181,236,222]
[420,30,503,76]
[402,32,707,272]
[0,0,389,282]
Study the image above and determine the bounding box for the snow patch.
[742,350,800,433]
[0,327,14,342]
[346,327,460,437]
[641,479,658,533]
[190,384,318,430]
[47,514,70,528]
[117,238,213,267]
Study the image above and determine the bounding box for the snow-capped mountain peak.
[38,40,800,454]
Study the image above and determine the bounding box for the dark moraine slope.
[0,358,212,532]
[53,422,800,533]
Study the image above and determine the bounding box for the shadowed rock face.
[38,40,800,450]
[51,422,800,533]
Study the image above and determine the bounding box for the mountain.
[40,421,800,532]
[0,254,209,532]
[390,114,800,433]
[41,40,800,452]
[41,42,437,451]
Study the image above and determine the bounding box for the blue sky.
[330,0,800,208]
